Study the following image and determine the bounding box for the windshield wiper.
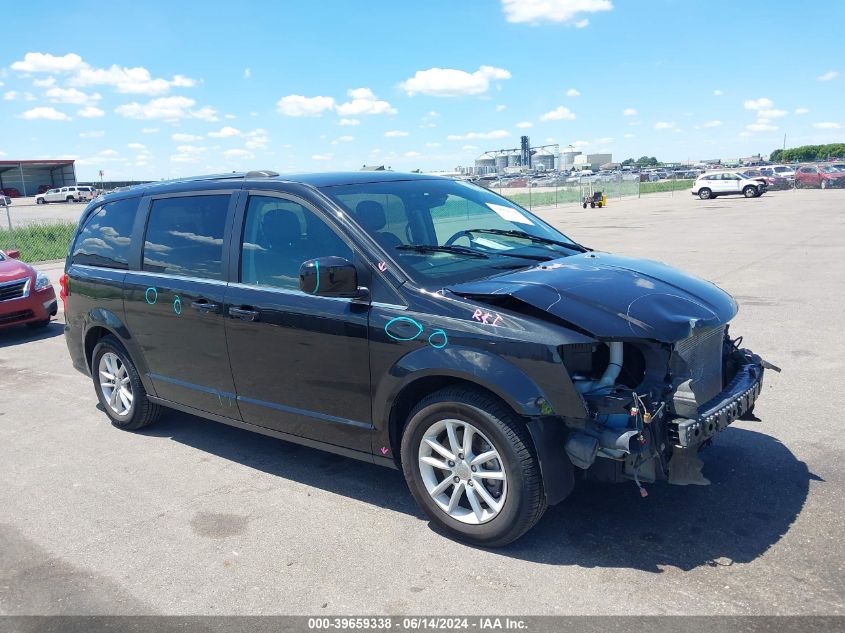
[395,244,489,258]
[395,243,553,262]
[465,228,590,252]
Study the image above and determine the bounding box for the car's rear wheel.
[400,388,546,547]
[66,196,75,203]
[821,179,828,190]
[698,188,712,200]
[743,186,757,198]
[91,335,162,430]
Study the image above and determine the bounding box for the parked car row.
[35,186,97,204]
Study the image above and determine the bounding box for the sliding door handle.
[229,306,259,321]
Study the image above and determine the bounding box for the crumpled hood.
[0,259,32,284]
[447,252,738,343]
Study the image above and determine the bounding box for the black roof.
[96,170,447,204]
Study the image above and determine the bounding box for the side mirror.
[6,249,20,259]
[299,256,368,299]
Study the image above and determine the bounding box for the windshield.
[821,166,841,173]
[320,178,583,285]
[773,166,792,173]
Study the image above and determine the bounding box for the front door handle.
[191,299,219,313]
[229,306,259,322]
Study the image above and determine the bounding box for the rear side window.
[71,198,138,269]
[143,195,230,280]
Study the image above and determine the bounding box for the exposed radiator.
[670,325,725,417]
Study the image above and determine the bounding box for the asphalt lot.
[1,189,843,616]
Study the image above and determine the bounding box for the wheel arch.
[82,311,156,396]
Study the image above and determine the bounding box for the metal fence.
[1,199,78,263]
[485,173,649,210]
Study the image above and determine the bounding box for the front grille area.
[0,309,33,325]
[0,279,28,302]
[670,325,725,416]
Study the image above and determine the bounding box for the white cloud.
[11,52,85,73]
[336,87,396,116]
[47,87,101,105]
[339,118,360,126]
[127,142,146,150]
[312,153,334,161]
[654,121,676,130]
[224,148,254,160]
[331,135,355,144]
[404,151,421,158]
[78,106,105,118]
[243,68,251,79]
[224,113,236,120]
[19,106,70,121]
[3,91,18,101]
[744,97,774,111]
[33,76,56,88]
[276,94,335,116]
[79,130,105,138]
[713,89,723,96]
[702,120,722,128]
[172,133,202,142]
[501,0,613,24]
[540,106,576,121]
[795,107,809,115]
[115,96,217,122]
[244,128,269,150]
[400,65,511,97]
[758,108,787,119]
[171,144,207,163]
[574,18,589,28]
[817,70,839,82]
[208,126,241,138]
[622,107,637,116]
[516,121,533,128]
[461,145,478,151]
[495,104,507,111]
[384,130,409,137]
[69,64,198,95]
[623,133,634,139]
[745,121,778,132]
[813,122,841,130]
[141,127,159,134]
[566,88,580,97]
[446,129,510,141]
[425,142,441,148]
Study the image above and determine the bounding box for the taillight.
[59,273,69,313]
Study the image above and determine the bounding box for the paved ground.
[3,197,87,227]
[1,189,843,616]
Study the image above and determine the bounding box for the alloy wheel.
[98,352,133,416]
[417,419,507,525]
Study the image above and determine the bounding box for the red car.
[0,249,58,329]
[1,188,21,198]
[795,164,845,189]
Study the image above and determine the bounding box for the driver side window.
[240,195,353,291]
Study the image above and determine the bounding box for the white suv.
[35,186,95,204]
[691,171,766,200]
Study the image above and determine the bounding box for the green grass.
[639,179,693,194]
[0,221,76,263]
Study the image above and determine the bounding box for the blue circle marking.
[145,287,158,305]
[384,316,424,342]
[173,295,182,315]
[428,329,448,349]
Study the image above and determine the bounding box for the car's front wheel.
[91,335,162,430]
[400,388,546,547]
[821,179,828,190]
[743,186,757,198]
[36,198,45,205]
[698,188,712,200]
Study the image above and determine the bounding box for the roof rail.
[245,170,280,178]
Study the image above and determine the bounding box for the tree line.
[770,143,845,163]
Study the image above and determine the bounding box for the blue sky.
[1,0,843,180]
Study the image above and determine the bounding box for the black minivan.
[63,171,769,546]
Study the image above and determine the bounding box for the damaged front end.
[561,327,776,493]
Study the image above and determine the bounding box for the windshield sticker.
[472,309,504,327]
[485,203,534,226]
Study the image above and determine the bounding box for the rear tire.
[698,188,712,200]
[66,196,75,203]
[400,388,546,547]
[91,335,162,430]
[821,179,828,190]
[36,198,45,205]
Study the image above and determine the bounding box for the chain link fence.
[0,198,78,263]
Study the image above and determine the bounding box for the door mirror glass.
[6,249,20,259]
[299,256,364,298]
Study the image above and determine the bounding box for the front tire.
[400,388,546,547]
[743,186,757,198]
[91,335,162,430]
[698,188,712,200]
[36,198,45,205]
[821,179,828,190]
